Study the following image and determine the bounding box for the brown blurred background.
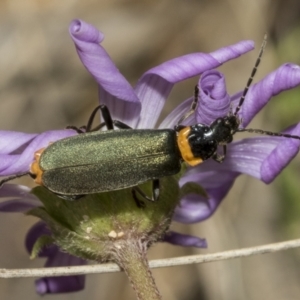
[1,0,300,299]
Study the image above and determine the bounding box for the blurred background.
[1,0,300,299]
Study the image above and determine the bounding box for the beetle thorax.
[185,115,240,161]
[176,115,241,164]
[186,123,218,161]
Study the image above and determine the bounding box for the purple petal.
[159,69,233,129]
[159,97,195,129]
[164,231,207,248]
[0,199,38,212]
[0,184,39,212]
[0,131,37,154]
[25,222,56,257]
[69,19,141,127]
[35,253,86,295]
[25,222,86,294]
[36,274,85,295]
[136,40,254,128]
[175,123,300,224]
[237,63,300,126]
[36,252,86,295]
[193,125,300,182]
[159,71,230,129]
[44,251,86,269]
[175,170,238,223]
[139,40,254,85]
[0,130,75,175]
[196,70,230,125]
[261,123,300,183]
[193,138,282,179]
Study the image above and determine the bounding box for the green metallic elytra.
[39,129,181,195]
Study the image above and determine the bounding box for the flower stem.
[112,239,161,300]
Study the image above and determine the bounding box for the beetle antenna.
[0,172,30,187]
[237,128,300,140]
[234,34,268,117]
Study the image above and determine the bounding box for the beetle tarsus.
[212,153,225,163]
[113,120,132,129]
[132,190,146,208]
[66,125,86,134]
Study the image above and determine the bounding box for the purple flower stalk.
[1,19,300,294]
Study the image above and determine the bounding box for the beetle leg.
[176,85,199,126]
[86,105,114,131]
[86,105,133,131]
[212,153,224,163]
[131,179,160,204]
[89,118,132,131]
[65,104,105,133]
[132,194,146,208]
[212,145,226,163]
[87,122,107,132]
[68,105,114,133]
[68,105,133,133]
[66,125,87,134]
[67,123,108,134]
[223,145,227,157]
[113,120,132,129]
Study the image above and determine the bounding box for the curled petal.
[160,71,230,129]
[69,19,141,127]
[139,40,254,85]
[175,124,300,224]
[261,123,300,183]
[195,125,300,181]
[136,40,254,128]
[194,138,282,179]
[240,63,300,126]
[175,170,238,223]
[0,130,75,175]
[196,70,230,125]
[164,231,207,248]
[25,222,56,257]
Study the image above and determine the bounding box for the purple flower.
[173,66,300,223]
[26,222,86,294]
[1,19,300,293]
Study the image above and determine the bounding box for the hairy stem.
[112,239,161,300]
